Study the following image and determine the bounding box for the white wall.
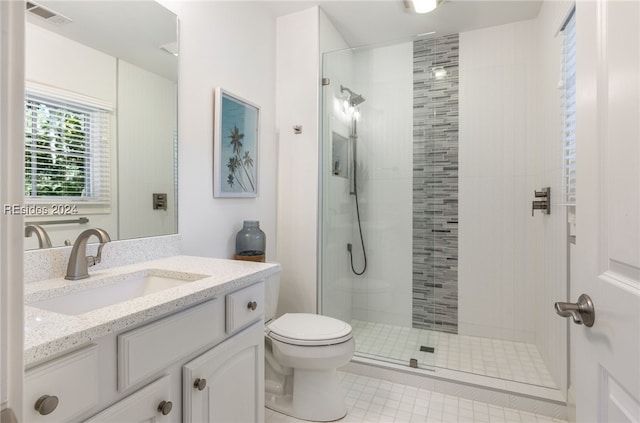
[275,7,321,315]
[117,60,177,240]
[24,23,119,248]
[159,1,278,262]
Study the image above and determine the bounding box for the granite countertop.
[24,255,280,366]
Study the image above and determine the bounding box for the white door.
[572,0,640,422]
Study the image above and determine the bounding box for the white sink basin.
[29,269,207,316]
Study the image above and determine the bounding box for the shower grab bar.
[27,217,89,226]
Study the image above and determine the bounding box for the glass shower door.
[319,43,437,371]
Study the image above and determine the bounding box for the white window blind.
[561,9,577,205]
[24,83,111,203]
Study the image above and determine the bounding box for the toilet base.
[265,368,347,422]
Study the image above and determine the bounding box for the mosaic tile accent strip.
[413,34,459,333]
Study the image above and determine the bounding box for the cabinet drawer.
[226,281,264,333]
[85,375,173,422]
[25,345,99,422]
[118,298,224,392]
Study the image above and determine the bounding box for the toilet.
[264,274,355,421]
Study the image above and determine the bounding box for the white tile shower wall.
[532,0,573,395]
[350,42,413,326]
[458,20,539,344]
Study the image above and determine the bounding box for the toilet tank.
[264,272,280,322]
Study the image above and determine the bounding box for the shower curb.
[341,358,567,420]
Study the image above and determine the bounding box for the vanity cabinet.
[24,280,266,423]
[183,322,264,423]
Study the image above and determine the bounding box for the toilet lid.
[267,313,352,345]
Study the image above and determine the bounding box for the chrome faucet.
[65,228,111,280]
[25,224,52,249]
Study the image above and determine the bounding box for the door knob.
[555,294,595,327]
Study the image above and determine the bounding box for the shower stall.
[319,26,569,394]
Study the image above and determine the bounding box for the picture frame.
[213,88,260,197]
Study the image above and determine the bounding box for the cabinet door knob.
[157,400,173,415]
[247,301,257,311]
[194,378,207,391]
[35,395,59,415]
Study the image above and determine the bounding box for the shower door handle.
[554,294,595,327]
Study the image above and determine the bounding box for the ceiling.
[26,0,542,79]
[260,0,543,47]
[27,0,178,81]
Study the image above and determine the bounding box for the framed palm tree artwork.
[213,88,260,197]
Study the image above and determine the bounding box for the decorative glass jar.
[234,220,266,262]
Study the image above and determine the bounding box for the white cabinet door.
[573,0,640,421]
[85,375,176,423]
[183,322,264,423]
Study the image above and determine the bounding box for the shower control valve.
[532,187,551,216]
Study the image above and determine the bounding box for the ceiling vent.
[26,1,72,25]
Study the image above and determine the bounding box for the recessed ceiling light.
[411,0,439,14]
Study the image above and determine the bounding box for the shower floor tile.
[350,320,557,388]
[265,372,567,423]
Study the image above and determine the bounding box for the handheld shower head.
[340,85,366,106]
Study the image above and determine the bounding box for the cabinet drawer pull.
[247,301,258,311]
[35,395,59,415]
[157,400,173,415]
[194,378,207,391]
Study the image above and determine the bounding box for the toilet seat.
[267,313,352,346]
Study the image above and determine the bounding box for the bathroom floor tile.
[265,373,567,423]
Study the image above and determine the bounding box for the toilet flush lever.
[554,294,595,327]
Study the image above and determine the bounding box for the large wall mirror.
[24,0,178,250]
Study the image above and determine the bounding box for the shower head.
[350,93,366,106]
[340,85,366,106]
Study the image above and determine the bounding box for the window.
[24,83,111,203]
[561,8,576,205]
